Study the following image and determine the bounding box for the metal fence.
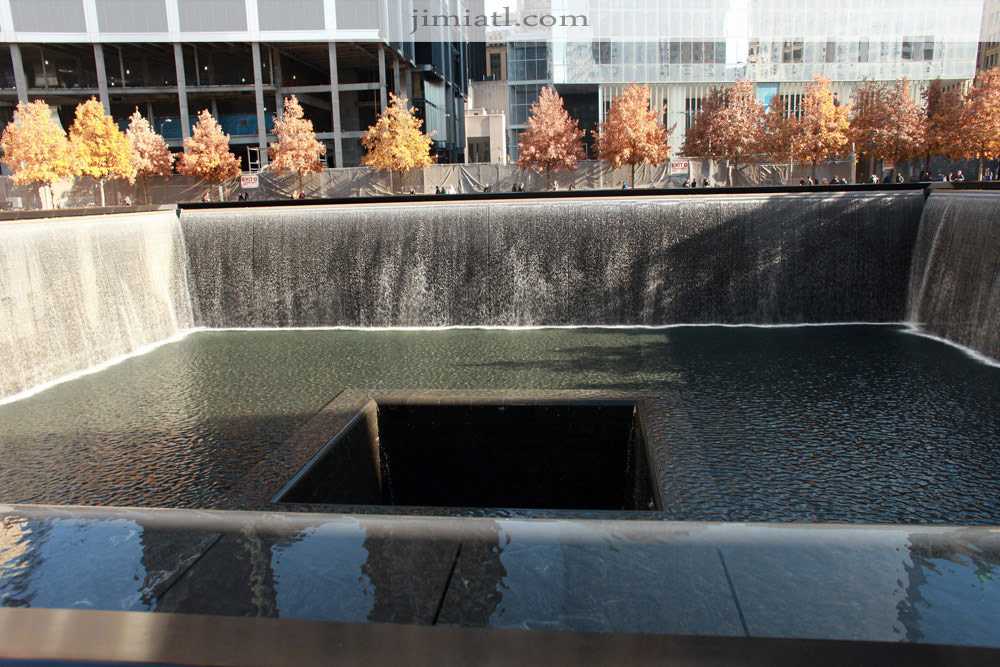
[0,159,860,210]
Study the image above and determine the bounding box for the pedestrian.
[954,170,965,182]
[298,190,306,199]
[946,172,953,182]
[567,183,575,191]
[702,178,710,187]
[621,181,628,189]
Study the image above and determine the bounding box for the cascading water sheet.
[906,190,1000,360]
[0,211,195,400]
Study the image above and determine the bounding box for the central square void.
[275,401,659,512]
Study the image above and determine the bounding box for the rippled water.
[0,325,998,524]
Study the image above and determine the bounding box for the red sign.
[240,173,260,189]
[670,161,689,175]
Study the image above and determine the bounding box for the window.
[825,40,837,63]
[592,41,612,64]
[510,83,545,125]
[782,41,803,64]
[510,42,548,81]
[858,41,869,63]
[489,52,502,78]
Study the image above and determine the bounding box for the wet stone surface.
[0,325,999,524]
[3,508,1000,646]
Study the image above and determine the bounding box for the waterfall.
[181,192,923,328]
[0,211,195,400]
[906,190,1000,360]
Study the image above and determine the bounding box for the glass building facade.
[0,0,479,167]
[504,0,984,158]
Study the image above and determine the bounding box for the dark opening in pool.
[275,401,659,511]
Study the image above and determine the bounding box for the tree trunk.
[979,154,984,181]
[631,163,635,188]
[143,177,149,205]
[546,166,551,190]
[99,179,106,207]
[812,161,817,180]
[218,183,225,202]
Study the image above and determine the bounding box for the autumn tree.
[126,108,173,204]
[759,94,798,162]
[958,68,1000,179]
[849,78,925,180]
[680,87,726,157]
[679,80,763,184]
[515,86,585,188]
[68,98,134,207]
[793,76,851,178]
[595,83,674,187]
[176,109,242,201]
[0,100,77,209]
[362,93,433,192]
[269,95,325,196]
[922,78,965,170]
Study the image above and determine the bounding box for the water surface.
[0,325,997,523]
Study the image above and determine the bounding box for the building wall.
[500,0,985,159]
[465,109,506,163]
[0,0,476,166]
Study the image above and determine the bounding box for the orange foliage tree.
[516,86,585,189]
[680,80,763,184]
[0,100,77,209]
[850,78,925,179]
[126,108,174,203]
[958,68,1000,179]
[680,87,726,157]
[596,83,674,187]
[69,97,135,206]
[269,95,325,195]
[793,76,851,178]
[759,94,798,163]
[922,78,965,170]
[362,93,433,192]
[176,110,242,201]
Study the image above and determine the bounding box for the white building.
[0,0,481,167]
[503,0,984,158]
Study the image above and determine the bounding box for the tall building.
[505,0,984,158]
[0,0,479,168]
[978,0,1000,72]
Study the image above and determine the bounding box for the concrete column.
[405,66,412,100]
[378,43,387,110]
[93,44,111,113]
[273,47,284,112]
[9,44,28,104]
[328,42,343,168]
[251,42,268,166]
[393,58,401,97]
[173,43,191,139]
